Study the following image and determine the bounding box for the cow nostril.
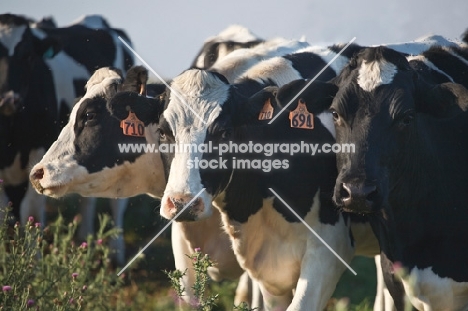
[32,168,44,180]
[340,183,351,200]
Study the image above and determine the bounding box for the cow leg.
[108,198,128,266]
[288,224,354,311]
[77,197,97,242]
[234,272,252,306]
[380,252,407,311]
[374,254,396,311]
[250,278,264,310]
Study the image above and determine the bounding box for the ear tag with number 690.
[120,111,145,137]
[289,98,314,130]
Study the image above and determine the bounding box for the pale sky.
[4,0,468,79]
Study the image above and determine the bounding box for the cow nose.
[164,195,204,221]
[340,183,377,213]
[30,167,44,181]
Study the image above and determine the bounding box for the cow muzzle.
[337,182,378,214]
[162,194,205,221]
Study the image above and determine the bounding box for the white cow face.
[158,69,230,221]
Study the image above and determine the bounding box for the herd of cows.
[1,12,468,311]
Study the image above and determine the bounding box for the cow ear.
[107,91,165,125]
[276,79,338,114]
[416,80,468,117]
[122,66,149,94]
[234,86,279,126]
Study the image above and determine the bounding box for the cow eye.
[159,129,166,141]
[330,110,340,122]
[400,112,415,127]
[84,112,97,125]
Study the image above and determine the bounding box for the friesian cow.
[0,13,133,264]
[330,44,468,311]
[292,41,468,310]
[29,29,310,307]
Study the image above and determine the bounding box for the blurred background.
[4,0,468,78]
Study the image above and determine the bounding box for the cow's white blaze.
[161,70,229,219]
[0,24,26,56]
[357,60,397,92]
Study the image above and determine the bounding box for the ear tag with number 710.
[289,99,314,130]
[258,98,274,120]
[120,111,145,137]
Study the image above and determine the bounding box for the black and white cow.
[190,25,264,70]
[0,13,133,265]
[332,48,468,310]
[326,43,468,310]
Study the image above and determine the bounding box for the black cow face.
[331,46,468,214]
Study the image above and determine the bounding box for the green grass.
[40,194,377,310]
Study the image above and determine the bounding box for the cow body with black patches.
[329,43,468,310]
[150,57,358,309]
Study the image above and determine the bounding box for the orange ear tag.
[258,98,274,120]
[120,111,145,137]
[289,99,314,129]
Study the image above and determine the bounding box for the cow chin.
[160,192,212,221]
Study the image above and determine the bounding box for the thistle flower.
[2,285,11,292]
[26,299,34,308]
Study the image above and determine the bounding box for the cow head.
[156,69,274,221]
[0,14,59,116]
[29,66,167,198]
[331,46,468,214]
